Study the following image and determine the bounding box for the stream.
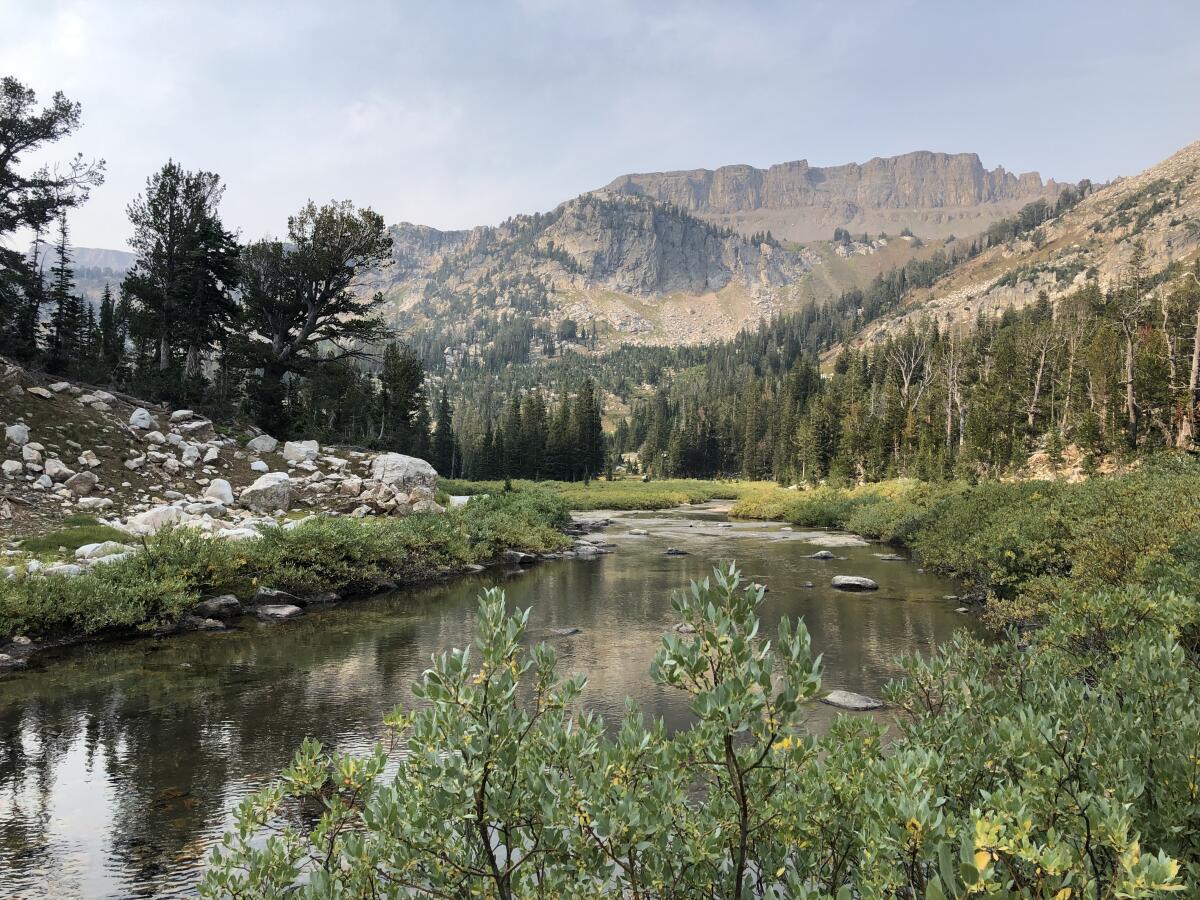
[0,504,975,897]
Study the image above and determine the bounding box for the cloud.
[2,0,1198,249]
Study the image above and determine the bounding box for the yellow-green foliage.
[733,457,1200,629]
[0,491,571,640]
[439,477,748,511]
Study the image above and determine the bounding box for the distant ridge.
[603,150,1062,242]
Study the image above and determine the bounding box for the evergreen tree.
[46,211,84,373]
[430,389,459,477]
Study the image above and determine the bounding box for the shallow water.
[0,506,974,897]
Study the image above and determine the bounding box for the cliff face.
[603,151,1063,242]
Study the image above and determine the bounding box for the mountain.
[75,149,1075,350]
[602,151,1063,243]
[846,139,1200,350]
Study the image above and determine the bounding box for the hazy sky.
[4,0,1199,249]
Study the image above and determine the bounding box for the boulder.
[830,575,878,592]
[144,431,166,445]
[77,450,101,468]
[245,434,278,454]
[254,586,302,606]
[180,445,201,467]
[240,472,291,513]
[282,440,319,463]
[44,563,82,577]
[176,420,216,441]
[44,458,74,482]
[807,550,835,560]
[48,381,71,393]
[204,478,235,505]
[503,549,537,565]
[412,499,445,514]
[126,505,185,535]
[65,470,99,496]
[255,604,303,621]
[129,408,155,429]
[820,690,884,711]
[77,496,113,511]
[26,386,52,399]
[170,409,194,423]
[250,459,269,472]
[5,423,29,446]
[664,547,688,557]
[21,445,42,465]
[193,594,242,620]
[1,460,21,477]
[369,453,437,492]
[339,475,363,496]
[75,541,129,560]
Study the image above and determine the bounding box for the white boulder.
[126,505,185,534]
[240,472,291,513]
[205,478,235,505]
[2,460,22,477]
[245,434,278,454]
[369,453,437,492]
[282,440,319,463]
[44,458,74,482]
[5,424,29,446]
[129,408,156,430]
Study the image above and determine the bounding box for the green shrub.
[202,564,1192,897]
[0,490,573,639]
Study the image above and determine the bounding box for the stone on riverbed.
[193,595,242,620]
[255,604,303,621]
[831,575,878,592]
[821,690,884,711]
[807,550,835,560]
[664,547,688,556]
[547,626,581,636]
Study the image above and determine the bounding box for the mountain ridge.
[602,150,1064,243]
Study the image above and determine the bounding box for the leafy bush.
[202,564,1192,897]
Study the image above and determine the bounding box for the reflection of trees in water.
[0,534,971,894]
[0,611,425,892]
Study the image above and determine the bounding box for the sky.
[3,0,1199,250]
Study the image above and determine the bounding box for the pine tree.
[47,212,85,373]
[431,388,458,477]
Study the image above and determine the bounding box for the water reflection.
[0,509,974,897]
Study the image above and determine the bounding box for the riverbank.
[730,455,1200,628]
[439,477,753,510]
[0,491,576,665]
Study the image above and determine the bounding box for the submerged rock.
[831,575,878,592]
[821,690,884,711]
[255,604,303,621]
[664,547,688,556]
[807,550,835,560]
[547,626,581,636]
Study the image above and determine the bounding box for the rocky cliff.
[603,151,1063,242]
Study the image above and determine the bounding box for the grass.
[19,521,133,556]
[0,490,572,641]
[438,477,750,511]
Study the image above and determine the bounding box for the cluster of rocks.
[4,415,104,504]
[4,376,458,580]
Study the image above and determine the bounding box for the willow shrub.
[200,565,1189,898]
